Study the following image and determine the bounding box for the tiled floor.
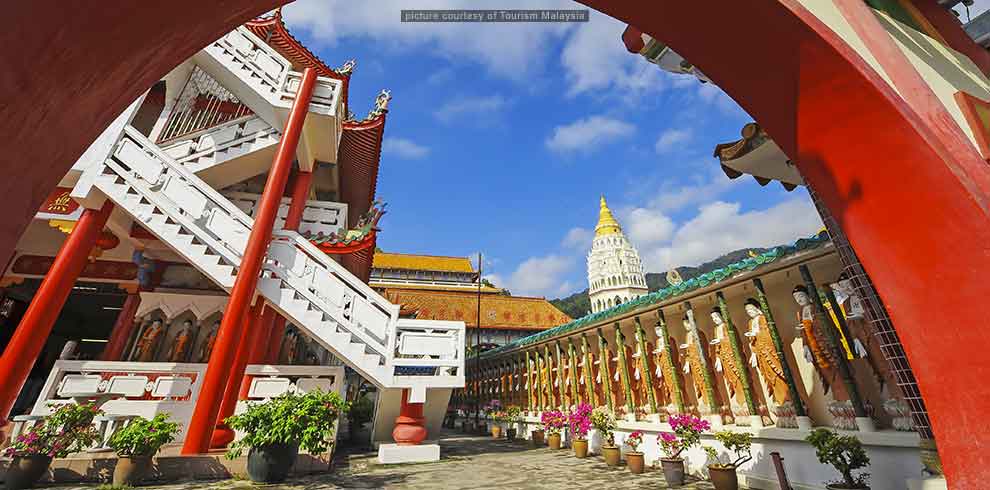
[45,431,720,489]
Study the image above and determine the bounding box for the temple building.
[0,10,464,463]
[587,196,648,313]
[370,252,572,348]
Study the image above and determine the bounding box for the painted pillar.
[525,350,534,412]
[554,341,567,409]
[633,317,658,415]
[580,334,598,407]
[210,300,263,448]
[716,292,758,417]
[0,200,114,422]
[283,169,314,231]
[613,322,636,417]
[100,291,141,361]
[566,340,580,405]
[596,328,614,412]
[239,303,275,399]
[182,68,317,455]
[544,345,557,409]
[265,317,287,363]
[752,278,806,417]
[535,351,546,410]
[655,309,685,413]
[392,389,427,445]
[799,265,867,419]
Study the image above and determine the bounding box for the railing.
[223,190,347,238]
[157,66,255,143]
[160,115,278,171]
[392,319,465,382]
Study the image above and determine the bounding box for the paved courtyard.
[46,431,720,489]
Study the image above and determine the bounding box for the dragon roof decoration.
[303,201,386,254]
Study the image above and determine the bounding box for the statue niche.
[679,314,721,419]
[197,320,220,363]
[132,319,165,362]
[165,320,195,362]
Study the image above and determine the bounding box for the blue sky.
[280,0,985,299]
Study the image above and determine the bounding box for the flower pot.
[708,465,738,490]
[572,439,589,458]
[506,428,517,441]
[626,451,645,474]
[113,455,153,487]
[548,433,562,450]
[246,443,299,483]
[491,425,502,439]
[601,445,621,467]
[4,455,52,490]
[661,458,686,485]
[532,430,545,446]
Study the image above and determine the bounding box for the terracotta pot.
[4,455,52,490]
[572,439,589,458]
[626,451,645,474]
[601,445,621,467]
[548,433,562,450]
[661,458,686,485]
[113,455,153,487]
[506,428,517,441]
[491,425,502,438]
[532,430,545,445]
[246,443,298,483]
[708,465,738,490]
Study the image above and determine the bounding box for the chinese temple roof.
[595,195,622,237]
[481,231,832,358]
[713,122,803,191]
[373,252,476,274]
[383,289,572,331]
[301,201,384,256]
[246,9,353,109]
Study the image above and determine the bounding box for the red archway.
[4,1,990,486]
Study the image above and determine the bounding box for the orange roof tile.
[373,252,476,274]
[383,289,572,331]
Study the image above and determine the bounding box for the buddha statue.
[709,308,748,422]
[165,320,194,362]
[793,285,844,399]
[198,320,220,362]
[134,319,164,362]
[829,279,888,386]
[630,339,652,416]
[652,326,683,415]
[679,314,719,417]
[744,298,792,407]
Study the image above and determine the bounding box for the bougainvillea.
[658,413,710,460]
[625,430,644,452]
[3,403,102,458]
[568,403,592,441]
[590,406,617,446]
[541,410,566,435]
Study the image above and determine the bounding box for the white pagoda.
[587,196,648,313]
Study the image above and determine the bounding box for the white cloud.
[490,255,576,297]
[382,137,430,159]
[562,227,594,250]
[654,128,693,154]
[623,207,676,247]
[647,167,741,212]
[545,116,635,153]
[282,0,574,81]
[434,94,509,123]
[641,198,823,271]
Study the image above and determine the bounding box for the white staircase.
[73,125,464,399]
[159,115,281,188]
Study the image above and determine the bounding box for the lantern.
[89,230,120,261]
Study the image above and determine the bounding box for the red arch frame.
[3,0,990,485]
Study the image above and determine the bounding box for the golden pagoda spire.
[595,195,622,237]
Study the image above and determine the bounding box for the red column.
[0,200,114,422]
[265,317,287,364]
[100,292,141,361]
[182,68,317,455]
[238,303,275,400]
[392,389,427,445]
[210,300,262,449]
[283,169,313,231]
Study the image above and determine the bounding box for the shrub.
[3,403,102,458]
[108,413,180,457]
[568,403,592,441]
[703,430,753,469]
[590,407,617,446]
[225,390,349,459]
[805,428,870,488]
[540,410,566,435]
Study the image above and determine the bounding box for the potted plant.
[505,406,522,441]
[805,428,871,489]
[624,430,645,474]
[107,413,180,486]
[226,389,349,483]
[3,402,101,490]
[591,406,619,466]
[568,402,592,458]
[702,430,753,490]
[347,395,374,446]
[659,414,711,485]
[541,410,566,450]
[482,399,501,437]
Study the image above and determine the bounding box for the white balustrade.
[222,190,347,237]
[159,115,280,173]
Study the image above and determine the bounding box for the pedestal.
[378,443,440,464]
[796,416,813,431]
[855,416,876,432]
[708,415,724,429]
[907,476,947,490]
[749,415,766,427]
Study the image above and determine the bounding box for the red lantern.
[90,230,120,260]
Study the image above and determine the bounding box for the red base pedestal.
[210,424,235,449]
[392,389,427,446]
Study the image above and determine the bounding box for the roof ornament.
[335,59,357,76]
[370,89,392,118]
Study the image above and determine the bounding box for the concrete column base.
[377,443,440,464]
[907,476,947,490]
[796,416,813,431]
[855,416,876,432]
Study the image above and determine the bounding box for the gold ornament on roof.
[595,195,622,237]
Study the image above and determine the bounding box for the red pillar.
[265,317,287,364]
[283,169,313,231]
[238,303,275,400]
[100,292,141,361]
[182,68,317,455]
[210,300,262,449]
[392,389,427,445]
[0,200,114,422]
